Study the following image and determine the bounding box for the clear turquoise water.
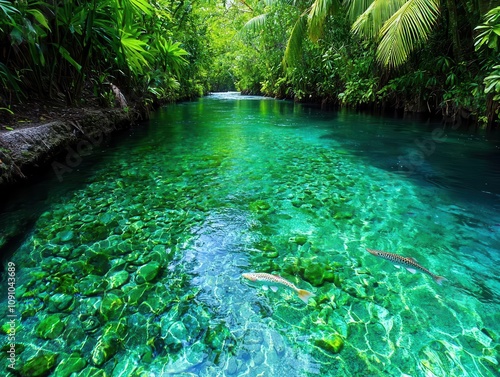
[1,92,499,376]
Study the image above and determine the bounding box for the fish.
[242,272,315,304]
[366,248,447,285]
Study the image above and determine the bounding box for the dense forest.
[1,0,500,127]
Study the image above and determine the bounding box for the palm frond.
[240,13,269,35]
[377,0,440,68]
[351,0,406,39]
[307,0,341,42]
[346,0,373,21]
[284,13,308,67]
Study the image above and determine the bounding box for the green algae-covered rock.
[107,270,129,289]
[103,319,128,338]
[250,200,271,212]
[314,335,344,354]
[111,355,137,377]
[53,352,87,377]
[125,284,150,305]
[254,240,277,253]
[78,366,108,377]
[36,315,65,340]
[88,253,111,276]
[303,262,325,287]
[289,235,308,246]
[19,352,58,377]
[48,293,74,312]
[205,323,233,351]
[58,230,75,242]
[62,322,86,347]
[91,334,120,366]
[77,275,108,296]
[165,321,188,352]
[135,261,160,284]
[81,315,100,333]
[99,293,125,321]
[333,211,353,220]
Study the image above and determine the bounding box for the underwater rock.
[165,321,188,352]
[87,253,111,276]
[225,358,238,375]
[205,323,232,351]
[135,261,161,284]
[314,335,344,354]
[333,210,354,220]
[107,270,129,289]
[77,274,108,296]
[111,355,137,376]
[249,200,271,212]
[47,293,74,312]
[19,352,58,377]
[303,262,325,287]
[53,352,87,377]
[289,235,308,245]
[99,293,125,321]
[36,315,65,340]
[125,284,150,305]
[103,319,128,338]
[62,322,87,348]
[91,333,120,366]
[77,366,107,377]
[57,230,74,242]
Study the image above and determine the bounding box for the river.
[0,92,499,376]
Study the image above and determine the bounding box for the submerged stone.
[314,335,344,354]
[303,262,325,287]
[333,211,354,220]
[19,352,58,377]
[99,293,125,321]
[250,200,271,212]
[91,334,120,366]
[111,355,137,377]
[53,352,87,377]
[77,274,108,295]
[58,230,74,242]
[78,366,107,377]
[36,315,65,340]
[289,235,308,245]
[135,261,161,284]
[107,270,129,289]
[48,293,74,312]
[165,321,188,352]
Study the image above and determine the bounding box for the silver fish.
[366,248,447,285]
[242,272,315,303]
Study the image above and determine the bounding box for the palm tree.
[245,0,443,69]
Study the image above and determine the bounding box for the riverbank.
[0,106,141,188]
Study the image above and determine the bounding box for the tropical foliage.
[0,0,210,112]
[223,0,500,127]
[1,0,499,127]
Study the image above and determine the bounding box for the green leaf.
[308,0,341,42]
[55,45,82,72]
[377,0,440,68]
[125,0,153,15]
[284,13,308,67]
[28,9,51,30]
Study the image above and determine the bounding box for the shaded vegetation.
[0,0,210,117]
[1,0,500,127]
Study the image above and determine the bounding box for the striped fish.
[242,272,315,304]
[366,248,447,285]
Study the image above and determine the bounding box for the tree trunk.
[446,0,462,61]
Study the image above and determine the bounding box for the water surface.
[1,92,499,376]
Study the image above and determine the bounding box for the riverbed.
[0,92,499,376]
